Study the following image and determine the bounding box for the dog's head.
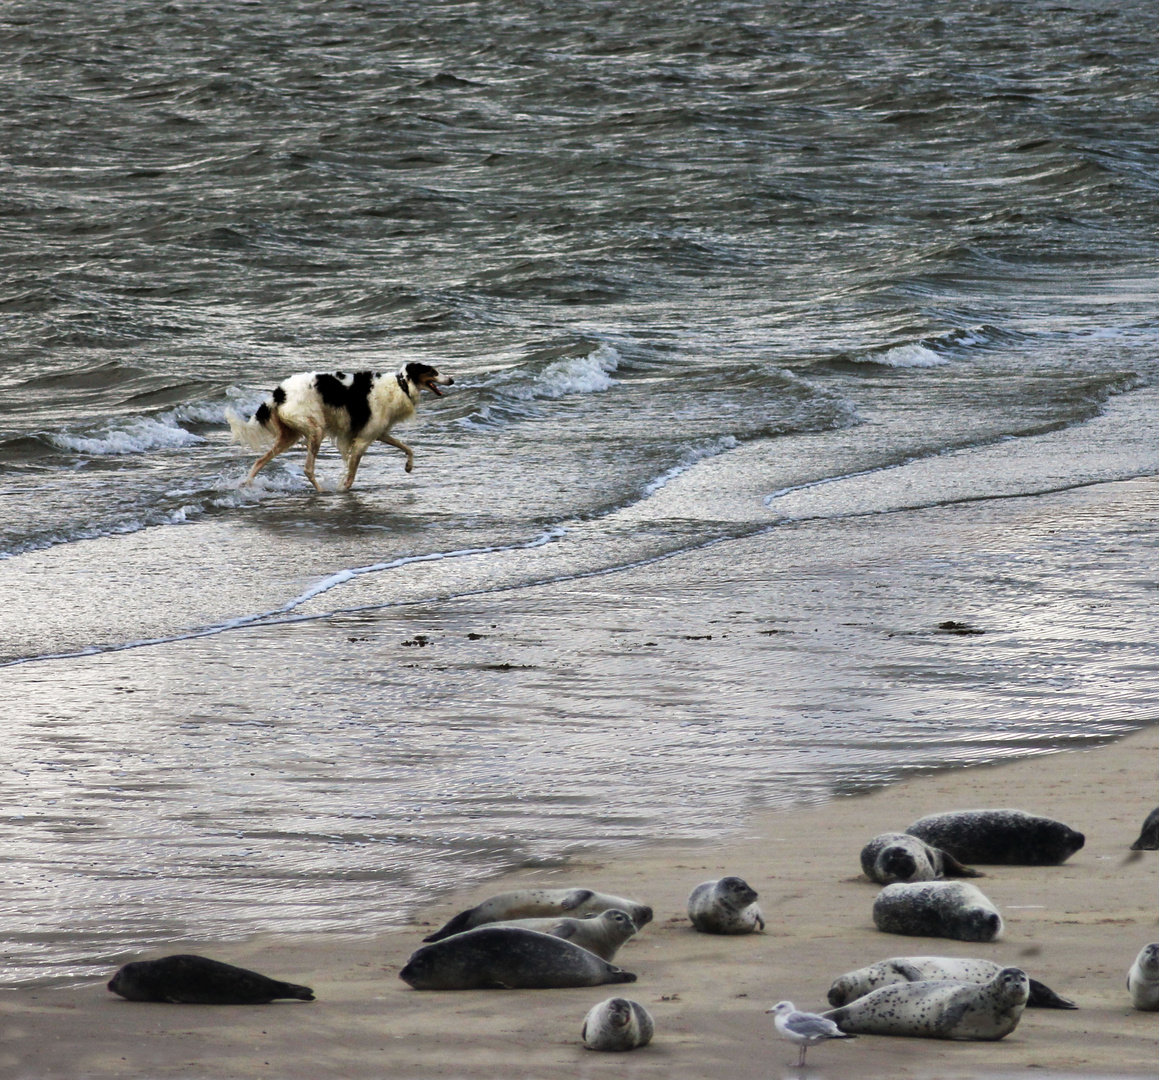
[404,362,453,397]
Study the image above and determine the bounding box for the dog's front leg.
[339,439,372,491]
[379,433,415,473]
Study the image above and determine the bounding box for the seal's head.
[996,967,1030,1006]
[718,876,759,908]
[1138,944,1159,977]
[880,846,919,881]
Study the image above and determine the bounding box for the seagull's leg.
[798,1045,807,1067]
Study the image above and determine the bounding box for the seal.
[828,956,1077,1010]
[1128,943,1159,1010]
[399,926,638,990]
[823,967,1030,1040]
[687,876,765,934]
[860,832,982,885]
[486,909,637,961]
[906,809,1084,865]
[581,997,654,1051]
[106,954,314,1004]
[873,881,1003,942]
[423,888,653,943]
[1130,808,1159,850]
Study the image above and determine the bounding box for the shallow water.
[1,0,1158,985]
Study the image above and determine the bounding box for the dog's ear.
[404,362,439,381]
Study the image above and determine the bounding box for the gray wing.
[787,1012,845,1038]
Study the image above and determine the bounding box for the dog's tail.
[225,403,276,451]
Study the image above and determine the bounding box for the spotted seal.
[1128,943,1159,1009]
[423,888,653,943]
[399,926,638,990]
[485,909,637,961]
[873,881,1003,942]
[828,956,1076,1009]
[860,832,982,885]
[581,997,654,1051]
[1130,808,1159,850]
[687,876,765,934]
[906,809,1084,865]
[107,955,314,1004]
[823,967,1030,1040]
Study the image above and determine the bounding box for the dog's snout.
[445,376,454,385]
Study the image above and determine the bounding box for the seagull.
[767,1000,856,1066]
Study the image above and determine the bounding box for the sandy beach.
[6,716,1159,1079]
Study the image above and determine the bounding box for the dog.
[226,362,452,491]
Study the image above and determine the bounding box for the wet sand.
[6,721,1159,1078]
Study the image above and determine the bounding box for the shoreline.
[8,723,1159,1078]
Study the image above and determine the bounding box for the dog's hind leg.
[244,423,300,486]
[302,429,326,493]
[378,433,415,473]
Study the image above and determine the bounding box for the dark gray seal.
[823,967,1029,1040]
[828,956,1076,1009]
[106,955,314,1004]
[687,876,765,934]
[1130,808,1159,850]
[399,926,638,990]
[860,832,982,885]
[906,809,1084,865]
[873,881,1003,942]
[424,887,653,942]
[581,997,655,1051]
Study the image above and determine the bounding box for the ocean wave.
[47,415,205,456]
[640,436,740,497]
[854,343,948,368]
[488,342,621,402]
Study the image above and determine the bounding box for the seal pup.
[860,832,982,884]
[873,881,1003,942]
[823,966,1030,1040]
[1130,808,1159,850]
[906,809,1084,865]
[581,997,654,1051]
[1128,943,1159,1009]
[486,909,637,961]
[107,955,314,1004]
[399,926,637,990]
[687,876,765,934]
[767,1001,856,1066]
[423,887,652,942]
[828,956,1077,1009]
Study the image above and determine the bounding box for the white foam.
[48,416,205,456]
[641,436,739,498]
[857,343,948,368]
[496,343,620,401]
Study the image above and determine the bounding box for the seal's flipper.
[890,961,926,982]
[423,907,478,942]
[940,849,984,878]
[561,888,595,911]
[1027,978,1078,1009]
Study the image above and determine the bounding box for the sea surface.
[1,0,1157,986]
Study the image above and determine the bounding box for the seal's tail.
[275,981,315,1001]
[225,406,274,451]
[1027,978,1077,1009]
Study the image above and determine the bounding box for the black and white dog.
[226,362,453,491]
